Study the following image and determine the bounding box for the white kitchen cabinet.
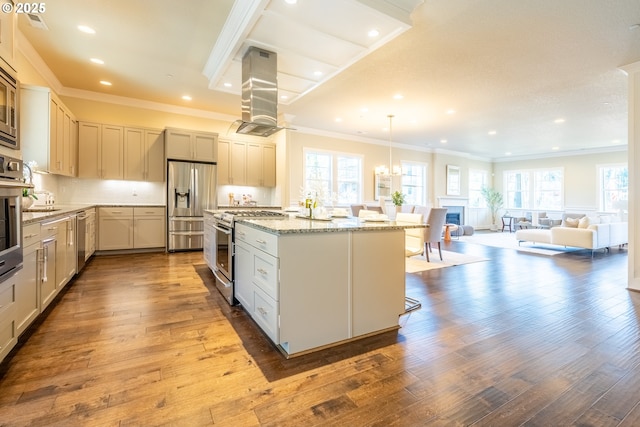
[0,270,17,363]
[165,128,217,162]
[21,85,78,176]
[63,216,76,283]
[0,10,16,68]
[86,209,96,259]
[124,127,165,182]
[78,122,124,179]
[14,223,41,336]
[98,207,134,250]
[235,223,405,357]
[40,224,58,311]
[133,207,165,248]
[218,139,276,187]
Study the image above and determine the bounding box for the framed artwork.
[447,165,460,196]
[375,174,391,200]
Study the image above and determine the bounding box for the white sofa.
[515,214,627,255]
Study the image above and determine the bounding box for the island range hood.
[236,47,283,137]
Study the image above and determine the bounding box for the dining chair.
[395,212,424,257]
[350,204,366,216]
[423,208,448,262]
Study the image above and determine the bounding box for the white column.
[622,61,640,290]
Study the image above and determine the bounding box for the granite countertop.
[237,216,427,235]
[22,204,166,224]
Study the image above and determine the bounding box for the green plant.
[391,190,405,207]
[480,186,503,225]
[22,188,37,200]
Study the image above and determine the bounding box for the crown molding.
[491,144,628,163]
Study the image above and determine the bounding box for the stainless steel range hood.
[237,47,282,137]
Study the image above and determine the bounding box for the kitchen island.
[234,216,425,357]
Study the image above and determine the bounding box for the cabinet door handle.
[257,268,267,275]
[255,239,266,244]
[257,307,268,316]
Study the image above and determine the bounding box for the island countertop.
[236,215,426,235]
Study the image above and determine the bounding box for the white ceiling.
[17,0,640,161]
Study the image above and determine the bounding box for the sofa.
[515,213,628,255]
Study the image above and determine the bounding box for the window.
[599,164,628,212]
[304,149,362,204]
[401,162,427,205]
[504,168,563,210]
[469,169,489,208]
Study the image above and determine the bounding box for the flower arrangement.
[22,188,37,200]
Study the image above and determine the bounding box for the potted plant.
[391,190,405,212]
[22,188,37,210]
[480,186,503,230]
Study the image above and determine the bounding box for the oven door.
[211,221,234,304]
[0,186,22,281]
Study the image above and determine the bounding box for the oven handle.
[212,223,232,235]
[211,267,231,288]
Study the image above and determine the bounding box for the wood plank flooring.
[0,236,637,426]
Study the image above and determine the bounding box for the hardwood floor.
[0,237,636,426]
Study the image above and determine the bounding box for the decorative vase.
[21,196,33,210]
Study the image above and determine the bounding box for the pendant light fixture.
[375,114,402,176]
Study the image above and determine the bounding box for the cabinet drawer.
[99,207,134,218]
[133,207,165,217]
[23,223,41,247]
[253,250,278,300]
[0,277,16,318]
[235,224,278,256]
[252,286,278,343]
[40,218,65,239]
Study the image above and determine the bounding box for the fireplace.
[443,205,464,225]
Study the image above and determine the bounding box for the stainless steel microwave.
[0,65,18,150]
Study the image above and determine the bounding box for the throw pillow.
[565,217,580,228]
[578,217,591,229]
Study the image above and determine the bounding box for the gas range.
[212,209,287,227]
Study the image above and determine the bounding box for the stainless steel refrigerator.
[167,160,217,251]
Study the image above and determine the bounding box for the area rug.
[405,250,488,273]
[460,231,584,256]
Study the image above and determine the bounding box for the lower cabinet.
[0,270,18,362]
[14,223,41,336]
[98,206,165,251]
[234,223,405,357]
[40,219,60,311]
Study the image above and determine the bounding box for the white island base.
[235,220,407,358]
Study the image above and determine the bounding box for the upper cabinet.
[124,127,165,182]
[0,10,16,67]
[165,128,217,162]
[21,86,78,176]
[218,139,276,187]
[78,122,124,180]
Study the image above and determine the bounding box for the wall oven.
[0,65,18,150]
[0,155,24,282]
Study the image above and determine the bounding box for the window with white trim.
[304,149,362,204]
[598,164,628,212]
[401,161,427,206]
[504,168,563,210]
[469,169,489,208]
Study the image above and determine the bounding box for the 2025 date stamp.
[2,2,46,14]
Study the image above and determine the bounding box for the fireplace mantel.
[437,196,468,207]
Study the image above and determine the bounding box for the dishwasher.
[76,211,87,272]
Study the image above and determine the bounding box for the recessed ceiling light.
[280,94,288,100]
[284,0,297,4]
[368,29,379,37]
[554,118,565,123]
[99,80,112,86]
[505,152,512,156]
[488,130,497,135]
[182,95,192,101]
[335,117,342,122]
[223,82,232,88]
[440,139,447,144]
[612,139,621,144]
[446,109,456,115]
[552,146,560,151]
[393,94,404,100]
[313,71,322,77]
[90,58,104,65]
[78,25,96,34]
[360,107,369,113]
